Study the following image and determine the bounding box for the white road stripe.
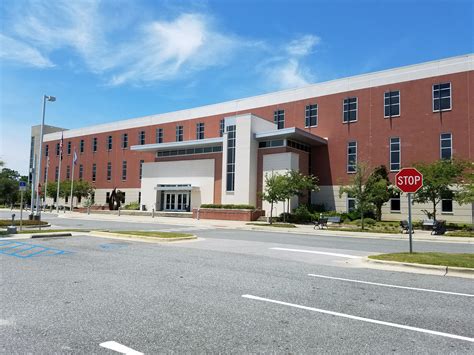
[242,294,474,343]
[308,273,474,297]
[100,341,143,355]
[270,247,360,259]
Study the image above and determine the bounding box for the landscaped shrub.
[200,204,256,210]
[352,218,376,226]
[123,201,140,210]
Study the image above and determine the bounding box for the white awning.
[131,137,223,152]
[154,185,198,191]
[255,127,327,146]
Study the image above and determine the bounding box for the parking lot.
[1,231,473,354]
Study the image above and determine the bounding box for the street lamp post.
[34,95,56,218]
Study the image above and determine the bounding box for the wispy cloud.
[0,34,53,68]
[259,34,320,90]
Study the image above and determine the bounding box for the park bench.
[313,217,328,229]
[422,219,435,231]
[399,220,414,234]
[431,220,446,235]
[327,216,342,224]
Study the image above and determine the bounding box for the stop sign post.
[395,168,423,253]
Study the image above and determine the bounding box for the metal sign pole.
[408,192,413,253]
[20,190,24,232]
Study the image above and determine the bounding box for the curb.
[364,257,474,278]
[31,233,72,238]
[89,231,198,243]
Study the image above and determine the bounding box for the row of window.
[45,121,226,157]
[346,133,452,173]
[51,160,147,183]
[274,82,452,129]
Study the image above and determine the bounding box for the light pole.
[34,95,56,218]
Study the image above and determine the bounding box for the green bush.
[123,201,140,210]
[352,218,377,226]
[280,205,314,224]
[200,204,256,210]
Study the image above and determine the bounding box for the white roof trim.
[131,137,223,152]
[44,54,473,142]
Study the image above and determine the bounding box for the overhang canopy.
[255,127,327,146]
[131,137,223,152]
[154,184,198,191]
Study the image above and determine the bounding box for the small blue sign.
[19,181,27,191]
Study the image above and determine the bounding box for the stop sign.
[395,168,423,193]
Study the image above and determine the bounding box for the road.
[1,211,473,353]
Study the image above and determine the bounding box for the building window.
[390,137,401,171]
[440,133,452,160]
[390,192,401,212]
[67,141,71,155]
[121,133,128,149]
[56,142,60,156]
[176,125,183,142]
[441,199,453,213]
[55,166,59,182]
[226,125,236,191]
[106,192,110,204]
[347,141,357,173]
[343,97,358,123]
[139,131,146,145]
[80,139,84,153]
[120,192,125,204]
[196,122,205,140]
[139,160,144,180]
[347,198,356,212]
[122,160,127,181]
[219,119,225,137]
[66,165,70,179]
[107,162,112,181]
[384,90,400,118]
[45,144,49,157]
[274,110,285,129]
[92,164,96,182]
[156,128,163,143]
[305,104,318,127]
[92,137,98,152]
[107,135,113,150]
[79,164,83,180]
[433,82,451,112]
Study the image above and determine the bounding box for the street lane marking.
[100,341,143,355]
[242,294,474,343]
[270,247,360,259]
[308,274,474,297]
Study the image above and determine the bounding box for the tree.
[0,168,21,205]
[282,170,319,219]
[366,165,395,221]
[339,164,373,230]
[414,159,467,221]
[73,180,95,201]
[454,162,474,205]
[260,173,287,224]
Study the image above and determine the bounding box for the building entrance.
[164,192,190,211]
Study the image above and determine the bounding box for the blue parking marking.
[0,240,73,259]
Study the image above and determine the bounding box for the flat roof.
[44,54,473,142]
[255,127,328,146]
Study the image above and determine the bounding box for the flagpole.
[44,156,49,208]
[70,148,76,212]
[56,134,63,213]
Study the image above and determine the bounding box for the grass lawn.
[445,230,474,238]
[246,223,297,228]
[369,252,474,268]
[0,219,48,227]
[111,231,194,238]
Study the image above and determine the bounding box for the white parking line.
[308,274,474,297]
[270,247,360,259]
[100,341,143,355]
[242,294,474,343]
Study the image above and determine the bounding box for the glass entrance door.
[164,192,190,211]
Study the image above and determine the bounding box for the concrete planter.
[193,208,265,221]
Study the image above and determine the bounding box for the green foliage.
[414,159,468,221]
[0,167,23,205]
[454,162,473,205]
[46,180,95,202]
[123,201,140,210]
[366,165,395,221]
[352,218,376,226]
[260,173,288,224]
[200,204,256,210]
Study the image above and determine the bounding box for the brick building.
[37,54,473,223]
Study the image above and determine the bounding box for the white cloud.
[0,34,53,68]
[286,34,320,56]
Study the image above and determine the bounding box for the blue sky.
[1,0,472,174]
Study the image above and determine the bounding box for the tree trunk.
[270,201,273,224]
[432,201,437,222]
[360,207,364,230]
[376,204,382,222]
